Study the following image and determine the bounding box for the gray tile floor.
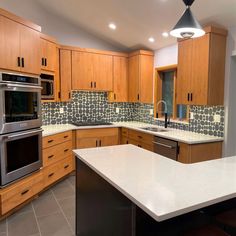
[0,175,76,236]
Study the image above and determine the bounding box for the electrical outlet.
[149,109,154,115]
[214,114,221,123]
[190,112,194,119]
[116,108,120,114]
[59,108,64,114]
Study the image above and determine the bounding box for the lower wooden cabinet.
[43,156,74,189]
[120,128,154,152]
[178,142,222,164]
[0,171,43,215]
[76,128,119,149]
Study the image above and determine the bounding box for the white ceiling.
[36,0,236,50]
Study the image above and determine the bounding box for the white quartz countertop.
[42,122,223,144]
[74,145,236,222]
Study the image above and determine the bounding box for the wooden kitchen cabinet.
[120,128,154,152]
[178,141,222,163]
[59,49,72,101]
[108,56,128,102]
[40,34,57,72]
[72,51,113,91]
[176,26,227,105]
[76,128,119,149]
[128,50,154,103]
[0,14,41,75]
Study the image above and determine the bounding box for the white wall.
[0,0,122,51]
[154,44,178,68]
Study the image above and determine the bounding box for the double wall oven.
[0,72,42,187]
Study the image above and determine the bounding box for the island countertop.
[74,144,236,222]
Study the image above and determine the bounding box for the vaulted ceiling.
[35,0,236,50]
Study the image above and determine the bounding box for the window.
[154,65,188,121]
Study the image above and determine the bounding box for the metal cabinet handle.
[114,93,116,100]
[64,164,69,169]
[21,58,25,68]
[91,82,93,88]
[48,140,54,143]
[48,155,54,159]
[137,94,140,100]
[99,140,102,146]
[96,140,98,147]
[190,93,193,101]
[17,57,21,67]
[48,173,54,177]
[64,149,69,152]
[152,141,174,149]
[94,82,96,88]
[137,135,142,139]
[64,135,68,138]
[41,58,44,66]
[187,93,190,101]
[45,58,47,67]
[21,189,29,195]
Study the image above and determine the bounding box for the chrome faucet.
[156,100,169,128]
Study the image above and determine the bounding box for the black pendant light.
[170,0,205,39]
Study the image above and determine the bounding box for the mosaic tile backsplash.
[42,91,224,137]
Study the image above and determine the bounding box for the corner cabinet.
[176,26,227,105]
[108,56,128,102]
[128,50,154,103]
[0,14,41,75]
[72,51,113,91]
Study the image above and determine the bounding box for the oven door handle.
[3,129,43,140]
[152,141,174,149]
[0,83,42,90]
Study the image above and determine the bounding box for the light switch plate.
[149,109,154,115]
[190,112,194,119]
[116,108,120,114]
[214,114,221,123]
[59,108,64,114]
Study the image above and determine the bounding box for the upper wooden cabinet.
[108,56,128,102]
[0,14,41,75]
[40,34,57,73]
[72,51,113,91]
[176,26,227,105]
[59,49,72,102]
[128,50,154,103]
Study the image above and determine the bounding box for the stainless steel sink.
[140,127,169,132]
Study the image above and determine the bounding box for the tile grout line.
[51,188,75,235]
[31,202,42,236]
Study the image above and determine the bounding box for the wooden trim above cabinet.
[204,26,228,36]
[59,45,128,57]
[128,50,154,57]
[40,33,57,44]
[0,8,41,32]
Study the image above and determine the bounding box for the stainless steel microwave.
[41,73,54,100]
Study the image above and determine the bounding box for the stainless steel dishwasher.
[153,136,179,161]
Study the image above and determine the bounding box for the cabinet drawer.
[128,129,153,145]
[121,128,128,137]
[76,128,118,139]
[0,172,43,215]
[43,131,72,149]
[43,141,72,167]
[43,156,73,188]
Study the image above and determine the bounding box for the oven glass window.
[41,81,52,96]
[5,91,38,122]
[6,135,39,173]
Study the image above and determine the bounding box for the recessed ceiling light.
[108,23,116,30]
[148,37,155,43]
[162,32,169,37]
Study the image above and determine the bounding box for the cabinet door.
[0,16,21,72]
[93,53,113,91]
[176,39,193,105]
[140,54,154,103]
[20,25,41,75]
[128,55,140,102]
[72,51,93,90]
[111,56,128,102]
[41,38,57,72]
[76,137,98,149]
[191,34,210,105]
[60,49,72,101]
[100,135,119,147]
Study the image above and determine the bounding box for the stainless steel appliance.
[153,136,179,161]
[0,72,42,134]
[0,128,42,186]
[41,73,54,100]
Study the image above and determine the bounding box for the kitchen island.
[74,145,236,235]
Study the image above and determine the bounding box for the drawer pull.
[48,155,54,159]
[138,136,142,139]
[48,140,54,143]
[64,164,69,169]
[64,135,68,138]
[48,173,54,177]
[152,141,174,149]
[64,149,69,152]
[21,189,29,195]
